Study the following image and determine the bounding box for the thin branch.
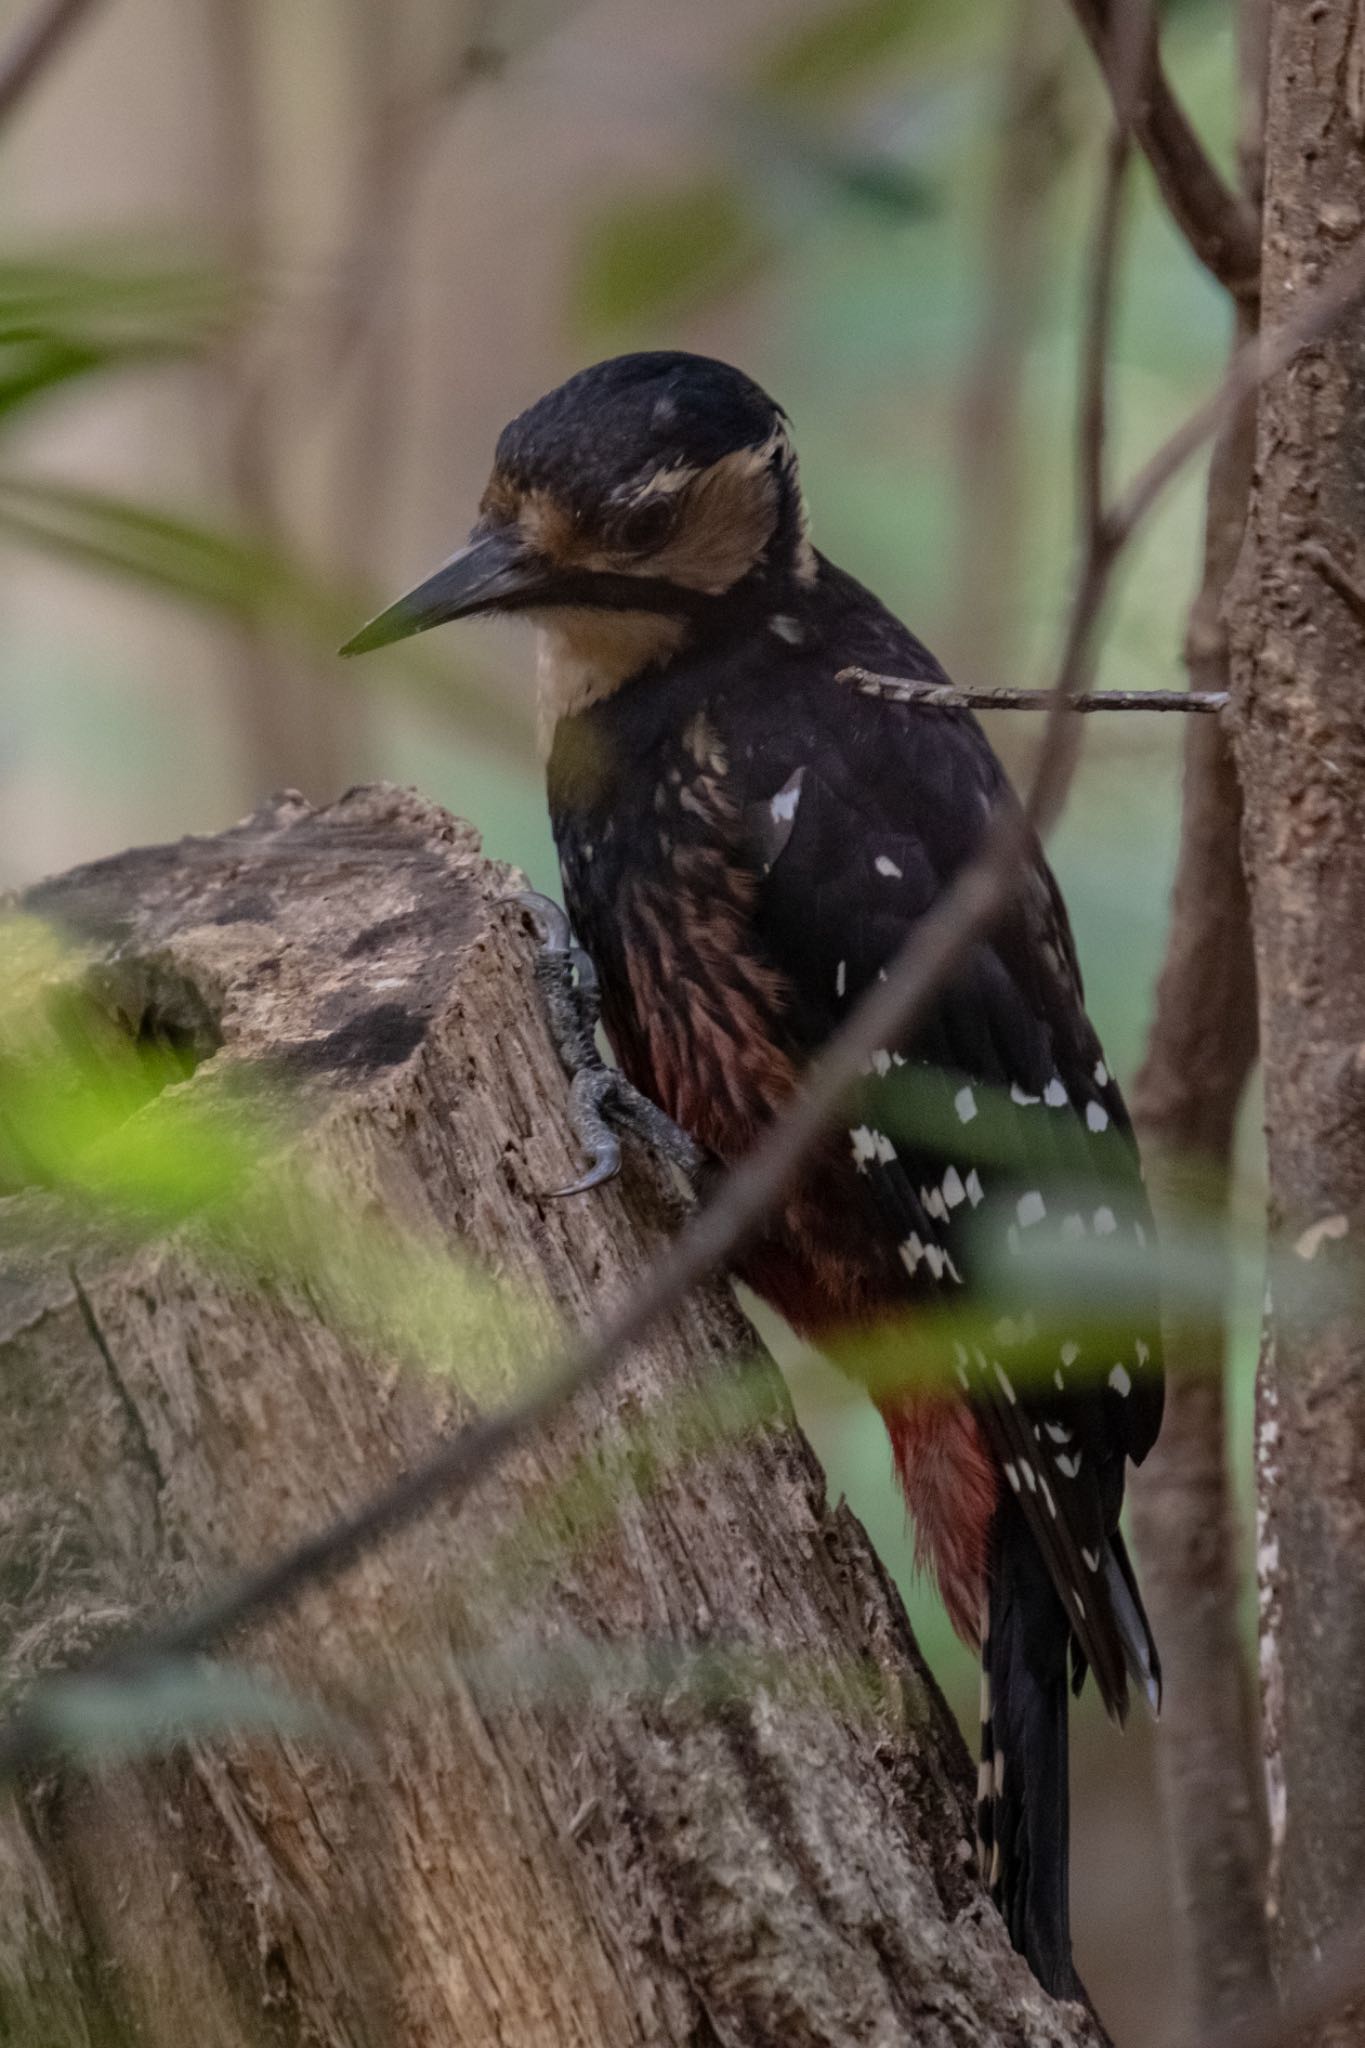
[1068,0,1261,302]
[840,673,1228,714]
[1112,228,1365,547]
[0,0,104,128]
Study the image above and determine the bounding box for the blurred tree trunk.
[947,0,1070,695]
[1229,0,1365,2026]
[1125,0,1269,2030]
[1128,394,1267,2028]
[0,789,1103,2048]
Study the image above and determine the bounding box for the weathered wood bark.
[1229,0,1365,2015]
[0,787,1101,2047]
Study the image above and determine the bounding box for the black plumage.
[342,350,1165,2004]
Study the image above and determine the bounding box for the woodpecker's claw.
[515,891,705,1198]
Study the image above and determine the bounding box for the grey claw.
[515,891,572,951]
[569,946,599,999]
[543,1142,622,1199]
[518,900,705,1201]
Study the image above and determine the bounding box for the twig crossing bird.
[342,350,1164,2002]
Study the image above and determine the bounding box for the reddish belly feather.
[606,951,997,1651]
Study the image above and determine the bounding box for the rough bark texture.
[1229,0,1365,2010]
[0,786,1102,2048]
[1129,382,1269,2027]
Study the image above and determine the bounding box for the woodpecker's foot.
[516,892,706,1198]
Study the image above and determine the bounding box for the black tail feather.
[979,1495,1082,2003]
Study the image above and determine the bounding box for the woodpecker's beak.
[338,527,547,656]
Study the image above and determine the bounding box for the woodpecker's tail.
[978,1496,1082,2003]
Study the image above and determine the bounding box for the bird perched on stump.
[343,350,1163,2002]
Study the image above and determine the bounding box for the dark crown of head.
[494,352,788,506]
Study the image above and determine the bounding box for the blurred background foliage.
[0,0,1258,2030]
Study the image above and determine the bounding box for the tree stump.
[0,785,1099,2046]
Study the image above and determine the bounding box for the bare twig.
[0,0,104,128]
[1067,0,1261,301]
[840,674,1228,714]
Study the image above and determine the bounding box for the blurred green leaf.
[752,0,922,106]
[0,250,238,426]
[0,252,234,338]
[0,475,335,631]
[572,178,768,337]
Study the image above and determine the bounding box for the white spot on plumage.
[1044,1421,1071,1444]
[965,1168,984,1206]
[955,1086,978,1124]
[1060,1341,1079,1367]
[835,959,847,997]
[1082,1547,1101,1573]
[1094,1060,1109,1087]
[924,1244,946,1280]
[1109,1363,1132,1396]
[923,1185,948,1222]
[1010,1082,1041,1106]
[1044,1078,1068,1108]
[1004,1461,1021,1492]
[942,1165,966,1208]
[770,613,804,644]
[770,783,802,823]
[869,1049,892,1077]
[850,1126,876,1169]
[1054,1369,1065,1390]
[899,1234,924,1276]
[1093,1206,1117,1235]
[1020,1461,1037,1493]
[874,853,903,879]
[1016,1190,1046,1227]
[992,1360,1018,1404]
[1135,1339,1150,1366]
[873,1130,897,1165]
[1039,1475,1056,1517]
[1086,1100,1110,1132]
[1055,1451,1082,1479]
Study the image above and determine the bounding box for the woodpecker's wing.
[739,625,1162,1715]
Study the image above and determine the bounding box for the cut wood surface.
[0,785,1099,2047]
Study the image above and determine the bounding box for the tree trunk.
[1129,392,1268,2029]
[0,786,1101,2047]
[1229,0,1365,2014]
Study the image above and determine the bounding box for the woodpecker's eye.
[618,497,675,554]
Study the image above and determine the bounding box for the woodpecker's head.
[340,353,814,710]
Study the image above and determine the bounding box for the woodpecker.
[342,350,1163,2001]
